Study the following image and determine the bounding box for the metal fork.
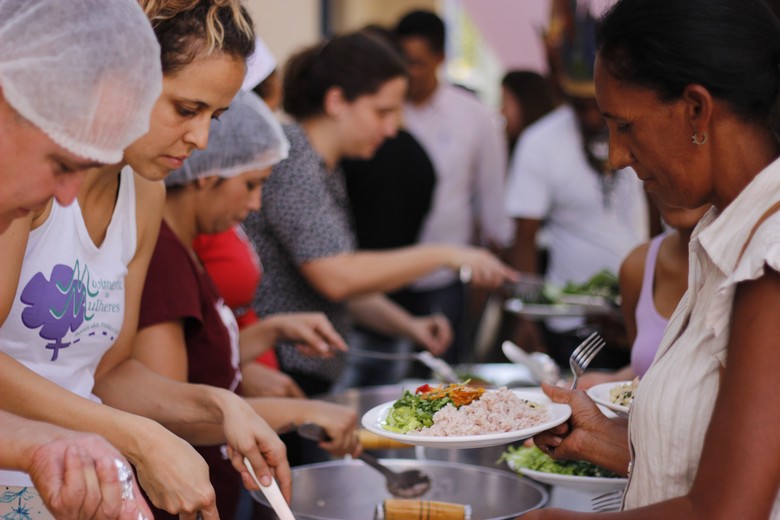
[569,331,606,389]
[591,489,623,512]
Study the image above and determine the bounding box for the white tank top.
[0,167,136,487]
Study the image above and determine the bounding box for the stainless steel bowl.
[251,458,548,520]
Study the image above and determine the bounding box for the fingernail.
[261,475,272,487]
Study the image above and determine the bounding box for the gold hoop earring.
[691,133,707,145]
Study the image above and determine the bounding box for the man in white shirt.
[504,0,649,366]
[394,10,512,363]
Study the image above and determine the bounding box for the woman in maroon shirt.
[134,91,359,519]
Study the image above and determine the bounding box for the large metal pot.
[252,458,548,520]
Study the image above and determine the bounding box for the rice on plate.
[419,388,550,436]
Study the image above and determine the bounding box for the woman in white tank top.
[0,2,291,518]
[0,0,161,517]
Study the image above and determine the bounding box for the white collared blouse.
[624,156,780,517]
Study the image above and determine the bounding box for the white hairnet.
[166,91,289,187]
[241,36,277,92]
[0,0,162,164]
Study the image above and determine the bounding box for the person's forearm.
[301,245,458,301]
[94,358,233,429]
[0,412,67,471]
[346,294,415,338]
[0,352,170,467]
[238,319,278,362]
[613,366,636,382]
[159,397,316,446]
[507,243,536,274]
[581,418,631,476]
[245,398,316,431]
[508,219,541,274]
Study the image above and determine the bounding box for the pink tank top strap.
[631,233,669,377]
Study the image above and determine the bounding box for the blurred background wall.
[243,0,571,108]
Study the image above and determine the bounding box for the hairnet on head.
[165,91,289,187]
[0,0,162,164]
[242,36,277,92]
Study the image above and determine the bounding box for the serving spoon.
[296,422,431,498]
[243,456,295,520]
[502,340,561,384]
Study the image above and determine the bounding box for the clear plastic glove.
[28,431,153,520]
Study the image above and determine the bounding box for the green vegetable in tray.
[561,269,620,301]
[499,445,620,478]
[384,390,451,433]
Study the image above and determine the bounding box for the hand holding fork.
[569,331,607,389]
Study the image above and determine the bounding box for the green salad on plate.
[500,445,620,478]
[384,389,451,433]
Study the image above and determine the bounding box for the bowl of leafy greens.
[500,446,627,494]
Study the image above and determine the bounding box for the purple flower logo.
[20,261,96,361]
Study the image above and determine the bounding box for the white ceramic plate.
[509,461,628,494]
[361,390,571,449]
[586,382,632,418]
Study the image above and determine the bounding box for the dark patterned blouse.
[243,123,355,383]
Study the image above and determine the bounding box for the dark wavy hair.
[283,31,407,121]
[596,0,780,132]
[140,0,255,74]
[501,71,556,133]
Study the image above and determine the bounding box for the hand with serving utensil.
[239,312,348,361]
[294,402,361,457]
[346,295,454,358]
[249,399,360,458]
[447,246,520,289]
[531,383,630,478]
[215,395,292,502]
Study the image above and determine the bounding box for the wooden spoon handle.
[358,429,413,450]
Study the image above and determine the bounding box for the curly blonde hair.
[138,0,255,73]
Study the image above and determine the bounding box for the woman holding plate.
[524,0,780,517]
